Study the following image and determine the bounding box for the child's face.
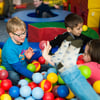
[70,23,83,36]
[83,45,91,63]
[11,30,26,44]
[33,0,42,8]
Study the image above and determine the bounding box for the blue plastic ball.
[47,68,57,74]
[9,86,20,98]
[25,96,35,100]
[15,97,24,100]
[18,79,28,86]
[41,71,48,79]
[32,87,44,99]
[20,86,31,97]
[57,85,69,98]
[32,72,43,84]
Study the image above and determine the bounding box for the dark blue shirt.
[35,3,55,18]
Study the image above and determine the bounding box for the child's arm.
[11,61,33,79]
[42,41,55,66]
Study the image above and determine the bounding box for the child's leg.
[8,71,20,85]
[51,40,71,64]
[60,65,100,100]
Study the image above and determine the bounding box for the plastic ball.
[20,86,31,97]
[32,60,41,72]
[25,96,35,100]
[55,97,65,100]
[18,79,28,87]
[0,94,12,100]
[57,75,65,85]
[28,82,38,90]
[15,97,24,100]
[76,59,84,65]
[39,40,47,50]
[93,80,100,94]
[47,72,58,84]
[24,77,32,83]
[32,72,43,84]
[0,88,5,96]
[43,92,54,100]
[78,65,91,79]
[0,70,8,80]
[38,56,46,64]
[41,71,48,79]
[52,85,59,97]
[32,87,44,99]
[0,66,6,70]
[1,79,12,91]
[82,25,88,31]
[47,68,57,74]
[39,79,52,92]
[9,86,20,98]
[27,63,36,72]
[57,85,69,98]
[0,48,2,58]
[65,88,75,99]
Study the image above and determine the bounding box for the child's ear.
[66,27,72,32]
[9,32,13,37]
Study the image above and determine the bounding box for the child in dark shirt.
[33,0,55,18]
[50,13,92,53]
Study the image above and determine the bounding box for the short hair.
[87,39,100,64]
[64,13,83,29]
[6,17,26,34]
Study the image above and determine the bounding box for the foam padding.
[12,9,71,28]
[28,22,66,42]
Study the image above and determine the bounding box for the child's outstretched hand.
[24,47,34,60]
[42,41,51,58]
[42,41,54,66]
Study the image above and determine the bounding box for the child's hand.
[54,4,60,9]
[42,41,51,58]
[24,47,34,60]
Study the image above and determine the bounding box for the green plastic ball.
[58,75,65,84]
[24,77,32,83]
[0,66,6,70]
[27,63,36,72]
[78,65,91,79]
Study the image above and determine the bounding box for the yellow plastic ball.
[93,80,100,94]
[82,25,88,31]
[0,94,12,100]
[66,88,75,99]
[0,48,2,58]
[47,73,58,84]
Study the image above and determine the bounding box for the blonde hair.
[6,17,26,34]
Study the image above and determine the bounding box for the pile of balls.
[0,40,100,100]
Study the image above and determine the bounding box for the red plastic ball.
[0,88,5,96]
[52,85,59,97]
[55,97,65,100]
[1,79,12,91]
[78,55,83,60]
[32,60,41,72]
[38,56,46,64]
[76,59,84,65]
[39,79,52,92]
[39,40,47,50]
[0,70,8,80]
[43,92,54,100]
[28,82,38,90]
